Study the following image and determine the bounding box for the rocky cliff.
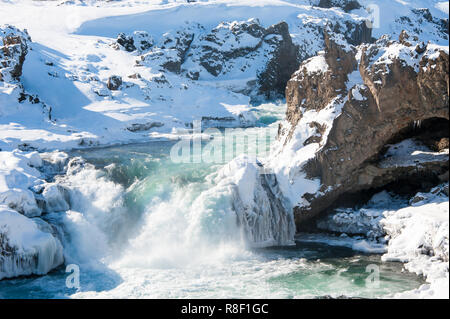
[0,25,30,82]
[113,16,372,102]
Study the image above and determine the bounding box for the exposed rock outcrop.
[0,25,30,82]
[112,31,154,53]
[126,121,164,132]
[114,15,373,103]
[257,22,302,98]
[281,31,449,227]
[315,0,361,13]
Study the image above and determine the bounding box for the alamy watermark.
[66,264,80,290]
[170,120,274,166]
[365,4,380,29]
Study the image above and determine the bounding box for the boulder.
[107,75,123,90]
[0,25,31,82]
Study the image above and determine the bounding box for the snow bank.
[0,150,69,279]
[315,185,449,299]
[381,185,449,299]
[0,205,64,280]
[1,0,446,151]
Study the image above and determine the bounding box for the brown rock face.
[0,25,31,82]
[284,31,449,227]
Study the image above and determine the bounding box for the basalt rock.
[185,19,301,98]
[316,0,361,13]
[107,75,123,90]
[0,25,52,119]
[141,25,197,74]
[286,32,357,134]
[283,31,449,227]
[257,22,301,98]
[113,31,154,53]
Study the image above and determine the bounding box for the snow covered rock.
[275,30,449,227]
[213,155,296,247]
[112,31,153,53]
[0,24,52,123]
[314,0,361,12]
[0,205,64,280]
[0,25,31,82]
[0,151,43,217]
[313,184,449,298]
[141,24,196,74]
[132,19,301,99]
[106,75,123,90]
[40,184,71,213]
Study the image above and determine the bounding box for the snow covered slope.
[0,204,64,280]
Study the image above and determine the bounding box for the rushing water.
[0,103,425,299]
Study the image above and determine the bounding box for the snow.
[267,95,346,207]
[0,150,43,217]
[357,0,449,45]
[365,37,449,76]
[211,155,296,246]
[380,138,449,168]
[302,54,329,75]
[435,1,449,14]
[351,85,366,101]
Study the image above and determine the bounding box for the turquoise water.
[0,104,425,299]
